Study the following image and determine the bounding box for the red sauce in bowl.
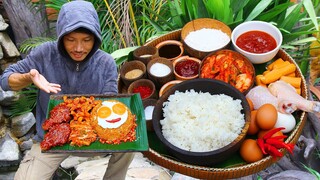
[175,60,200,77]
[236,30,277,54]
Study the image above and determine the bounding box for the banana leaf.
[44,94,148,153]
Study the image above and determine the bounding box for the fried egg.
[96,101,128,129]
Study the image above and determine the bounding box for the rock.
[61,156,91,169]
[0,32,20,58]
[0,46,3,60]
[0,171,16,180]
[74,157,109,180]
[0,87,19,106]
[0,15,9,31]
[19,138,33,152]
[0,132,20,162]
[11,112,35,138]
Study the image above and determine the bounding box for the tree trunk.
[2,0,50,48]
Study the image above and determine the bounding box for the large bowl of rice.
[152,78,251,166]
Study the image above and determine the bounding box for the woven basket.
[140,29,308,179]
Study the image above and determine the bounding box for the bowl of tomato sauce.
[231,21,283,64]
[173,56,201,81]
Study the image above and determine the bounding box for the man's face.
[63,31,95,61]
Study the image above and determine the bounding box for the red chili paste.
[175,60,199,77]
[133,85,152,99]
[236,30,277,54]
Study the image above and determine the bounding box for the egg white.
[97,101,128,129]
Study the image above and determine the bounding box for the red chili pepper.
[266,139,294,154]
[105,117,121,123]
[263,127,285,140]
[264,143,283,158]
[257,138,267,155]
[268,135,288,140]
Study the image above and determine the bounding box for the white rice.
[160,90,245,152]
[184,28,230,52]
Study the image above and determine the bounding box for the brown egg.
[240,139,264,163]
[246,97,254,111]
[258,129,284,141]
[256,104,277,130]
[247,110,259,135]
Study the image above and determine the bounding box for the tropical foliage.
[24,0,319,71]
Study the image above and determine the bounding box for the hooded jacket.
[0,1,118,141]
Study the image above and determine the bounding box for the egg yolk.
[97,106,112,118]
[112,103,126,115]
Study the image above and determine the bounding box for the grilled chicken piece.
[42,104,71,130]
[40,123,71,151]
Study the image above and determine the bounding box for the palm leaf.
[257,2,292,22]
[8,85,38,118]
[245,0,273,21]
[19,37,56,54]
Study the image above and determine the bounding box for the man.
[0,1,134,180]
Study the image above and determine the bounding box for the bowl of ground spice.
[147,57,175,89]
[181,18,232,59]
[120,60,147,87]
[128,79,157,100]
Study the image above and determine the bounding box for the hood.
[56,0,102,61]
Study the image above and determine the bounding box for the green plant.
[8,85,38,118]
[302,163,320,179]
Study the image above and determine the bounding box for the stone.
[0,132,20,161]
[19,138,33,152]
[11,112,36,138]
[0,46,3,59]
[74,157,109,180]
[0,32,20,58]
[61,156,91,169]
[0,15,9,31]
[0,87,19,106]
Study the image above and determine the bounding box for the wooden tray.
[128,30,308,179]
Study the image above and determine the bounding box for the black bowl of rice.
[152,78,250,166]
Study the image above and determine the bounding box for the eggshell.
[274,112,296,133]
[240,139,264,163]
[256,104,277,130]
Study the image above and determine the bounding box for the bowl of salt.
[147,57,175,89]
[181,18,232,59]
[142,98,157,131]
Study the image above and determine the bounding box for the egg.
[246,97,254,111]
[274,112,296,133]
[96,101,128,129]
[247,110,260,135]
[256,103,277,130]
[240,139,264,163]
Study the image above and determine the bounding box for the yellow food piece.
[310,40,320,57]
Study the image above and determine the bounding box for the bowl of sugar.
[142,98,157,131]
[147,57,175,89]
[181,18,232,59]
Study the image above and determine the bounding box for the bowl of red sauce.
[231,21,282,64]
[173,56,201,81]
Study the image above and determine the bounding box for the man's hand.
[29,69,61,94]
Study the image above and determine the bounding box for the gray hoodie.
[0,1,118,141]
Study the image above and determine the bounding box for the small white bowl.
[231,21,282,64]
